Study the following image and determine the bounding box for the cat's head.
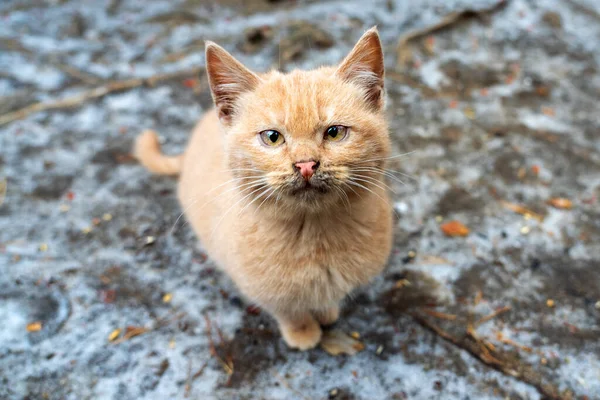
[205,27,390,213]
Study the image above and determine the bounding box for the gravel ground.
[1,0,599,399]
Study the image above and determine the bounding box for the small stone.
[520,226,531,235]
[329,389,339,399]
[102,213,113,221]
[376,345,384,355]
[145,236,156,245]
[394,202,408,214]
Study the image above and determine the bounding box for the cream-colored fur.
[134,28,393,350]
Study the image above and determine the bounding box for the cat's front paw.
[279,316,322,350]
[313,306,340,326]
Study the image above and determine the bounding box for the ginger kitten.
[134,27,393,350]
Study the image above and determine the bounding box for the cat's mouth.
[289,179,329,196]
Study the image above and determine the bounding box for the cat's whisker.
[240,186,273,215]
[350,167,406,186]
[351,173,398,195]
[254,187,278,215]
[355,151,416,165]
[175,178,267,233]
[208,184,268,241]
[346,179,401,220]
[350,164,417,182]
[340,181,362,200]
[332,185,351,210]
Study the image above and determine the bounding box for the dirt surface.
[1,0,600,399]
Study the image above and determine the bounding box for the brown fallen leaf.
[320,329,365,356]
[26,322,42,332]
[501,201,544,221]
[440,221,470,237]
[112,326,149,344]
[547,198,573,210]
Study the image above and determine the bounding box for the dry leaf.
[108,328,122,342]
[501,201,544,221]
[463,107,476,120]
[541,106,555,116]
[112,326,149,344]
[26,322,42,332]
[440,221,470,237]
[547,198,572,210]
[124,326,149,338]
[320,329,365,356]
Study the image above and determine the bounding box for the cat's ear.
[205,41,261,124]
[336,27,385,109]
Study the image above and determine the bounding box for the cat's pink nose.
[294,160,318,180]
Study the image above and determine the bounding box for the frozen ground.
[1,0,599,399]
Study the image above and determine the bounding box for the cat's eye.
[324,125,348,142]
[259,130,285,147]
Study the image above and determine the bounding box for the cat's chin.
[290,183,328,196]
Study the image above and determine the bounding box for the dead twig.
[396,0,508,66]
[0,67,204,127]
[203,314,234,379]
[184,358,192,398]
[410,312,573,400]
[184,360,209,398]
[475,306,512,327]
[47,60,102,85]
[421,308,457,321]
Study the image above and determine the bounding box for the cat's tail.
[134,130,183,176]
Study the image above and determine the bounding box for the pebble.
[520,226,531,235]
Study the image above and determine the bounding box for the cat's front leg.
[313,305,340,326]
[274,311,322,350]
